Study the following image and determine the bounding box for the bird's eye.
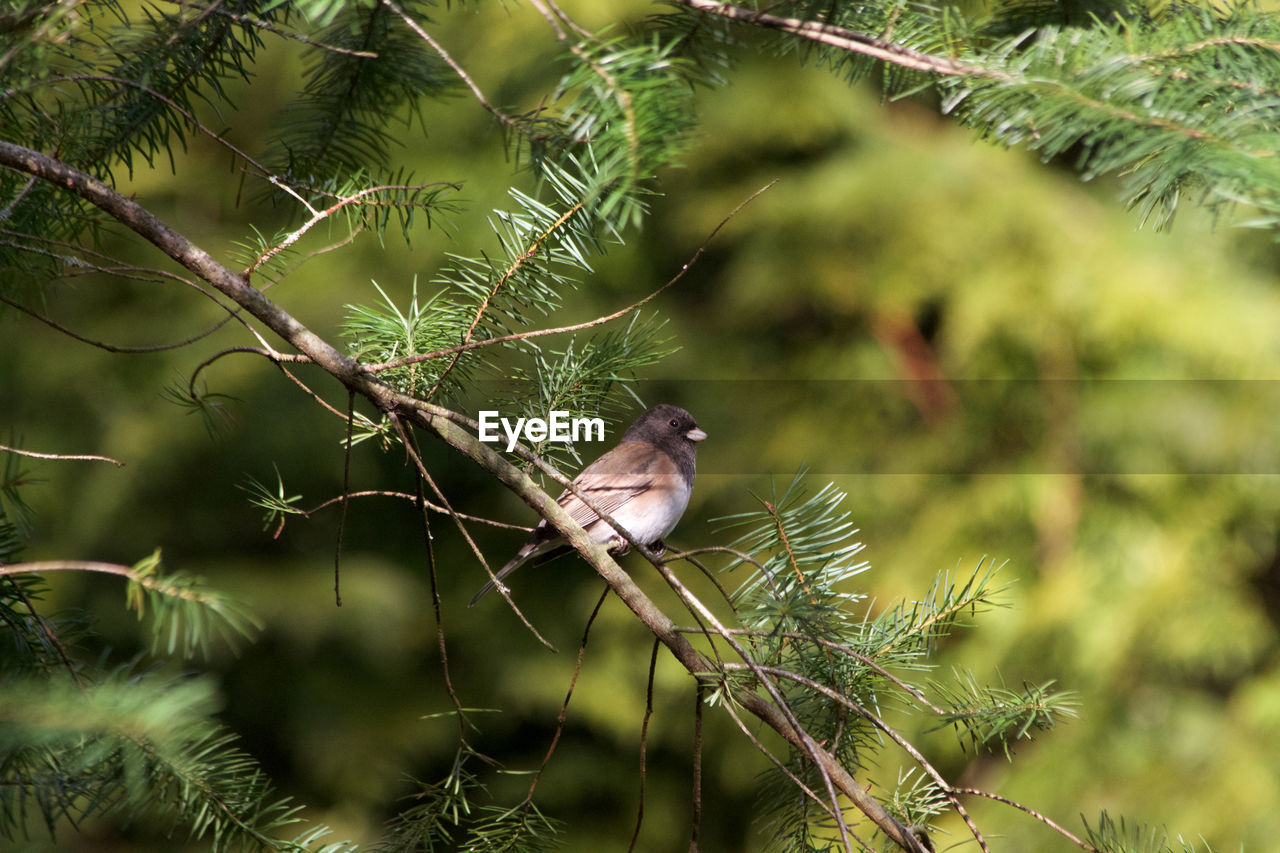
[669,418,679,428]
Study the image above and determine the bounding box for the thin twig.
[717,698,873,852]
[952,787,1097,851]
[247,179,458,276]
[524,586,610,806]
[666,550,740,614]
[198,4,381,57]
[0,293,232,355]
[668,0,998,78]
[21,74,277,180]
[627,638,662,853]
[383,0,519,128]
[0,443,124,467]
[527,0,641,185]
[369,180,776,374]
[689,682,704,852]
[302,489,530,531]
[388,412,555,650]
[186,344,308,387]
[536,0,594,41]
[0,174,37,220]
[0,561,139,579]
[189,346,311,383]
[2,579,84,686]
[653,564,858,853]
[407,433,469,734]
[526,0,568,39]
[279,222,368,282]
[672,542,783,600]
[333,391,356,607]
[185,347,359,423]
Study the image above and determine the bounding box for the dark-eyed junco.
[469,404,707,605]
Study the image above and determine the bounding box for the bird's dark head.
[625,404,707,447]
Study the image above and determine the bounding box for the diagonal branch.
[0,139,930,852]
[732,662,988,852]
[669,0,999,78]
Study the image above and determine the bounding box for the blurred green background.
[4,1,1280,850]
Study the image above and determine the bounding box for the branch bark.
[669,0,999,78]
[0,139,929,853]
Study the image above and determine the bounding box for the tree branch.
[0,139,929,852]
[669,0,997,78]
[0,443,124,467]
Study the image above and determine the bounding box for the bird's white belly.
[588,478,692,545]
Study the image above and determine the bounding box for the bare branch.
[383,0,519,128]
[652,562,857,853]
[388,412,556,651]
[953,788,1097,851]
[524,587,610,808]
[717,697,874,852]
[6,74,277,180]
[669,0,1000,78]
[192,3,381,58]
[0,288,235,355]
[0,443,124,467]
[302,489,530,531]
[0,560,140,579]
[627,638,661,853]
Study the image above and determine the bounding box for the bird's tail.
[467,551,530,607]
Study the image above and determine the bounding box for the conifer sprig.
[0,675,302,850]
[930,670,1079,756]
[514,32,702,232]
[264,0,453,187]
[0,553,261,659]
[717,474,872,640]
[498,311,676,469]
[705,473,1079,849]
[669,0,1280,230]
[1083,810,1217,853]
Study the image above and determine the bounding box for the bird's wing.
[556,440,682,528]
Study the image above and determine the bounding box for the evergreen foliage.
[2,0,1276,849]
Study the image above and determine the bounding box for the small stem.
[0,444,124,467]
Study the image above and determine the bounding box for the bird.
[469,403,707,606]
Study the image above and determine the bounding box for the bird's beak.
[686,427,708,442]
